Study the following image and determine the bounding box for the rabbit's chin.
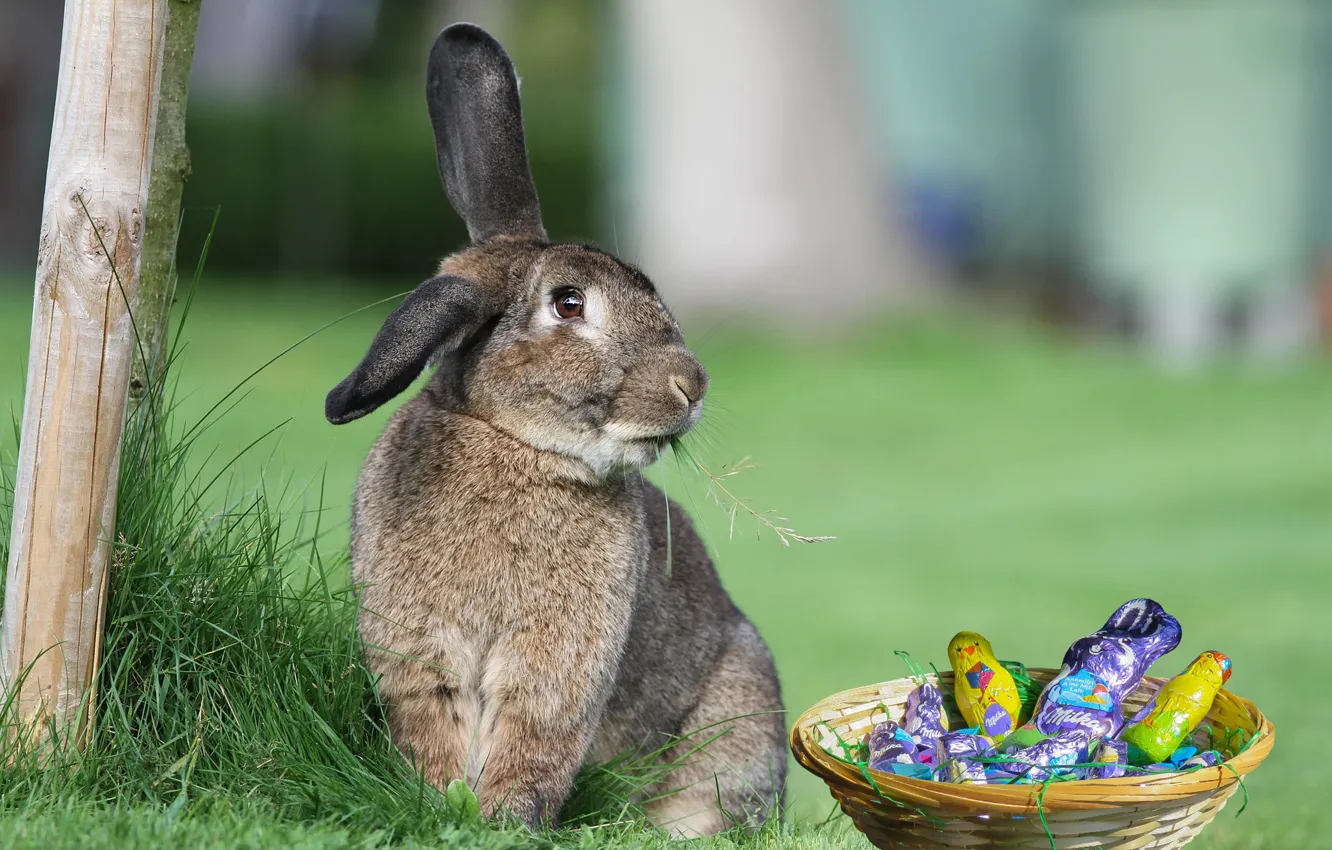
[573,430,675,479]
[532,411,692,478]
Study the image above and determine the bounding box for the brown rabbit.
[324,23,786,836]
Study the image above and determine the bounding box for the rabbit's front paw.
[474,722,590,830]
[480,785,557,831]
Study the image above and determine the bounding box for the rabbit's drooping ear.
[427,23,546,244]
[325,275,498,424]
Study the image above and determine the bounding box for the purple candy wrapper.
[992,729,1095,782]
[903,681,948,747]
[1181,750,1223,769]
[1087,739,1127,779]
[981,702,1015,740]
[1122,748,1222,776]
[1030,599,1182,741]
[867,721,918,772]
[935,732,993,784]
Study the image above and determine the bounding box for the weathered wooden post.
[1,0,170,734]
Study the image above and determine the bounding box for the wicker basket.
[791,669,1274,849]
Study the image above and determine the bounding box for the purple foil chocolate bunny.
[1030,598,1182,740]
[903,681,948,749]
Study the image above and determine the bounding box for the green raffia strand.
[1230,730,1252,756]
[894,650,928,683]
[1222,761,1251,817]
[1229,725,1258,756]
[999,659,1045,721]
[1192,723,1217,750]
[822,720,868,764]
[1036,777,1056,850]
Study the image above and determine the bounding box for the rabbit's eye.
[552,288,585,320]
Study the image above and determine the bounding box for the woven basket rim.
[790,667,1275,815]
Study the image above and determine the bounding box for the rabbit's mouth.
[634,434,675,454]
[609,432,674,463]
[603,412,700,450]
[575,416,700,474]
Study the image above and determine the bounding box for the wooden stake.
[1,0,168,731]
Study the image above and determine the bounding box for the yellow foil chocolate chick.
[1122,650,1232,766]
[947,631,1022,741]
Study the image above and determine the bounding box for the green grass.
[1,277,1329,848]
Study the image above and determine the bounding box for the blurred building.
[610,0,936,320]
[0,0,1329,359]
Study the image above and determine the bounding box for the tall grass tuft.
[0,339,481,844]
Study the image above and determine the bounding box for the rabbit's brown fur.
[327,24,785,836]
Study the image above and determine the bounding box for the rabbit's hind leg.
[644,618,787,838]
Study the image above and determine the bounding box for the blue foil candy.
[1168,746,1199,768]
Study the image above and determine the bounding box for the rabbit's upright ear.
[428,23,546,244]
[325,275,499,424]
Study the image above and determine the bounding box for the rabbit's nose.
[669,365,708,407]
[670,376,695,405]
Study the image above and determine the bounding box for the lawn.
[0,277,1328,848]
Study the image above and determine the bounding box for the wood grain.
[1,0,168,730]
